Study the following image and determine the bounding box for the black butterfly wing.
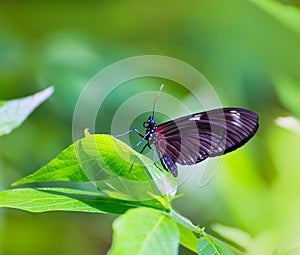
[155,108,259,166]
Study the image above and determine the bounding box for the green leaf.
[12,138,90,185]
[249,0,300,36]
[170,209,200,233]
[176,223,198,253]
[0,86,54,137]
[170,210,236,254]
[0,187,165,214]
[108,207,179,255]
[198,235,236,255]
[13,134,177,201]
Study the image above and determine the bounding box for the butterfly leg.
[139,143,149,153]
[132,130,152,149]
[112,129,144,138]
[113,129,148,149]
[133,137,147,149]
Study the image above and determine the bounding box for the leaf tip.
[11,174,34,187]
[11,180,21,187]
[41,86,55,99]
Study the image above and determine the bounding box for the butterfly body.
[143,116,179,176]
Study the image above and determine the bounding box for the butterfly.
[118,85,259,177]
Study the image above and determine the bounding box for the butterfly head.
[143,116,157,130]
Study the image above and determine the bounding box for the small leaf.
[108,207,179,255]
[0,188,165,214]
[13,135,177,201]
[0,86,54,137]
[198,235,236,255]
[176,223,198,253]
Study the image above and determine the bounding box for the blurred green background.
[1,0,300,254]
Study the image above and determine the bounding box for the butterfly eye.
[143,122,149,128]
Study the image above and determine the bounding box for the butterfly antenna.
[152,84,164,117]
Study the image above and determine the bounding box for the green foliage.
[2,0,300,254]
[1,130,237,254]
[108,207,179,255]
[176,223,199,254]
[198,236,235,255]
[0,188,164,214]
[0,87,54,137]
[13,134,177,201]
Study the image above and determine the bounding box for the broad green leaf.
[0,86,54,137]
[108,207,179,255]
[198,235,236,255]
[176,223,198,253]
[249,0,300,36]
[13,134,177,201]
[0,187,165,214]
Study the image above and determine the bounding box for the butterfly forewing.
[155,108,259,166]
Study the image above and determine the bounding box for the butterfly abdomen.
[161,153,178,177]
